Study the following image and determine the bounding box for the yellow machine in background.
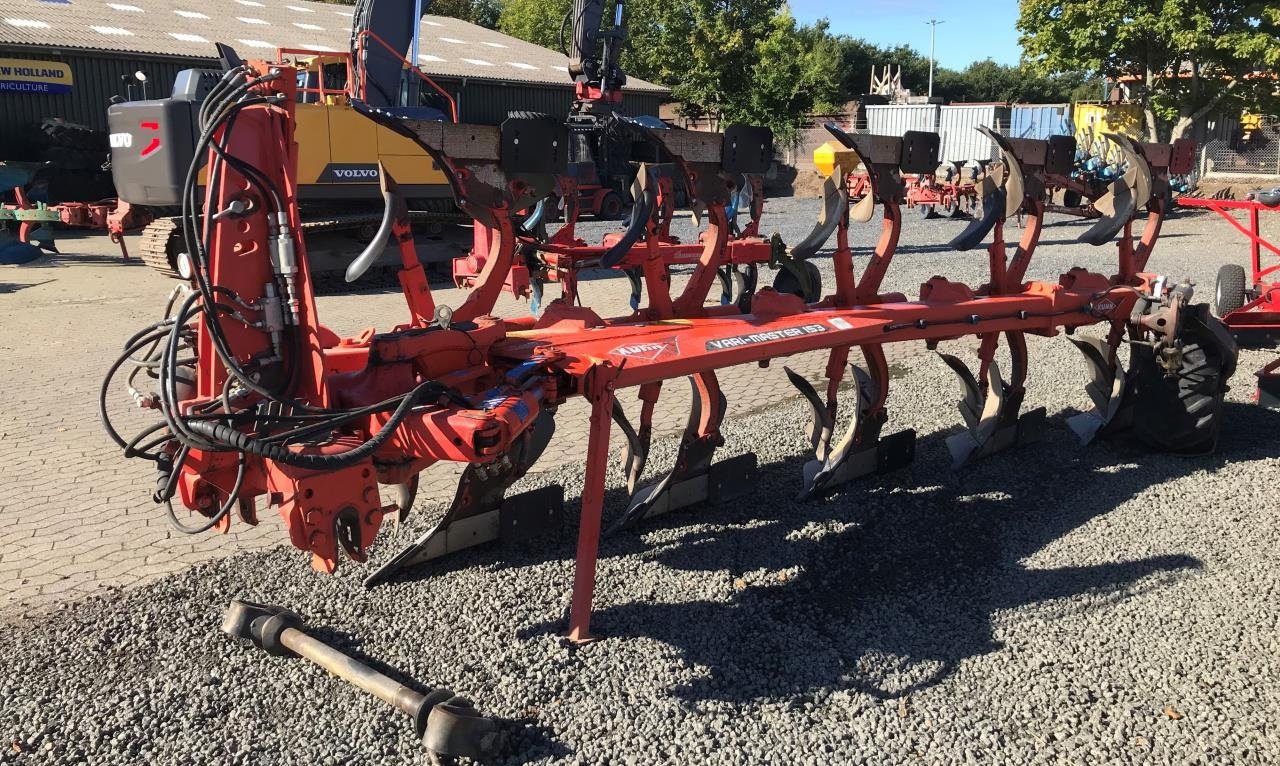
[290,52,451,199]
[123,48,463,280]
[1072,102,1144,160]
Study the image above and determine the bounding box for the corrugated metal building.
[1009,104,1071,140]
[0,0,668,158]
[938,104,1012,164]
[865,104,940,137]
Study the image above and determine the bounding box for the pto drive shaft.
[221,600,499,760]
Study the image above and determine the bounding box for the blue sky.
[787,0,1024,70]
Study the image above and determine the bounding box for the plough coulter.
[102,56,1236,754]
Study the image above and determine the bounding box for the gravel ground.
[3,200,1279,765]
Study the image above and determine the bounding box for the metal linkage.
[222,600,499,760]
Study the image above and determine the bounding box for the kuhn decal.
[705,323,827,352]
[318,163,381,183]
[608,336,681,362]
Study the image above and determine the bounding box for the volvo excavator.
[107,0,464,282]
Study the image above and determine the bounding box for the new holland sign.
[0,59,73,95]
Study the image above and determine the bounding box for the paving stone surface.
[0,198,1235,617]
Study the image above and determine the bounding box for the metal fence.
[1200,115,1280,180]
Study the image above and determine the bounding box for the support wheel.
[917,204,936,220]
[1213,264,1247,317]
[772,260,822,303]
[1128,305,1238,455]
[597,191,624,221]
[1062,189,1083,208]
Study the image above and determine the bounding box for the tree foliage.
[1018,0,1280,139]
[496,0,570,50]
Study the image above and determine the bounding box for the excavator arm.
[350,0,432,108]
[568,0,627,104]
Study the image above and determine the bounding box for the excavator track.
[135,208,467,282]
[137,216,183,278]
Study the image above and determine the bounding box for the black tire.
[943,197,961,218]
[1127,305,1238,455]
[597,191,624,220]
[1213,264,1247,317]
[772,260,822,302]
[917,204,936,220]
[506,110,556,122]
[1063,189,1083,208]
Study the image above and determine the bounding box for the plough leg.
[608,372,755,532]
[611,382,662,495]
[1066,330,1129,444]
[364,411,562,587]
[567,384,617,644]
[939,331,1046,468]
[786,345,915,499]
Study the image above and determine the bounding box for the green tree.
[1018,0,1280,140]
[498,0,572,51]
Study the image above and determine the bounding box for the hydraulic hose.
[183,380,445,471]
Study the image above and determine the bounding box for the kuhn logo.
[319,164,380,182]
[608,337,680,362]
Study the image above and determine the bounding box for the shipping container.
[937,104,1012,164]
[1072,102,1144,157]
[865,104,939,137]
[1009,104,1072,140]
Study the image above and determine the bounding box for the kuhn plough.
[103,58,1235,756]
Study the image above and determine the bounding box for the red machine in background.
[904,167,979,219]
[101,54,1236,757]
[1180,190,1280,406]
[841,166,978,220]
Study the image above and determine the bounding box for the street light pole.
[926,19,943,98]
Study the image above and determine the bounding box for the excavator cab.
[282,48,453,199]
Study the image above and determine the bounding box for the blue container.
[1009,104,1072,140]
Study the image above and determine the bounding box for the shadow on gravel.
[514,402,1280,706]
[9,252,150,268]
[0,279,53,293]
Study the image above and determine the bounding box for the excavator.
[559,0,640,219]
[107,0,463,282]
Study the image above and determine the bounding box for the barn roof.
[0,0,668,93]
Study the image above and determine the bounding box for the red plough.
[101,60,1237,755]
[1179,191,1280,406]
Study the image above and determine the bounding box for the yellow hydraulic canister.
[813,140,861,177]
[813,140,840,177]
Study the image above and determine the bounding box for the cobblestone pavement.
[0,202,1233,618]
[0,213,853,616]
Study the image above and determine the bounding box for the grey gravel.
[3,199,1279,765]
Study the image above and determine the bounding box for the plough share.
[102,59,1236,754]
